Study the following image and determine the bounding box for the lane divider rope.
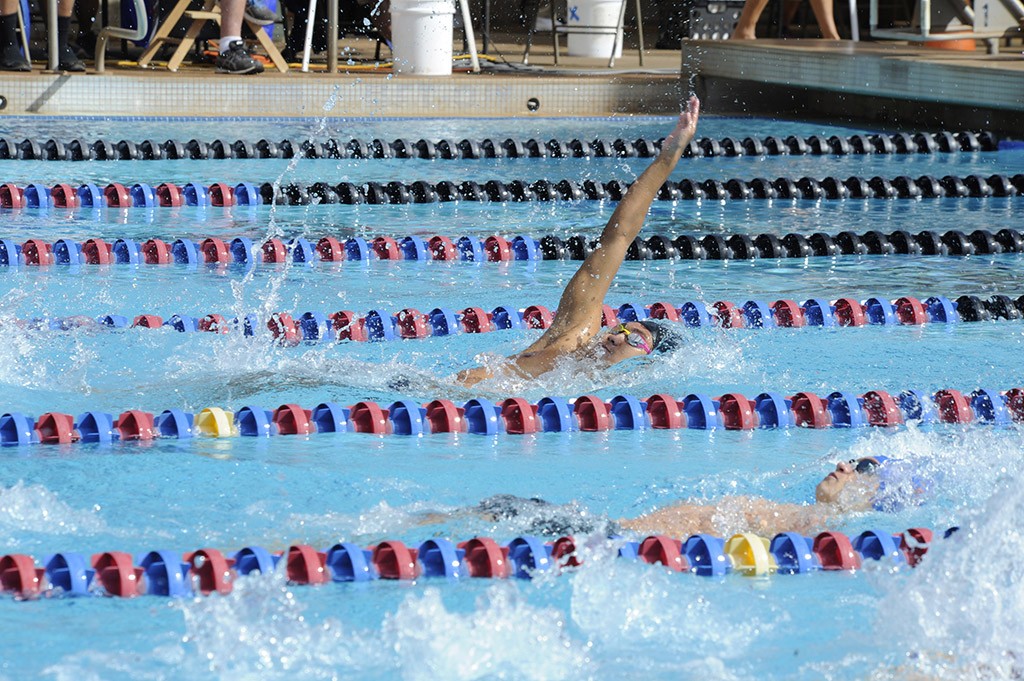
[21,293,1023,342]
[0,173,1020,211]
[3,228,1023,269]
[0,129,1003,162]
[2,386,1021,446]
[0,526,948,599]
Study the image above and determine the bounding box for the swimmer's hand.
[660,96,700,160]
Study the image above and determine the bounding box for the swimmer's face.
[599,322,654,364]
[815,457,881,503]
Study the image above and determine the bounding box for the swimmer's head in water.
[814,456,886,504]
[599,320,682,364]
[639,320,683,354]
[599,321,655,362]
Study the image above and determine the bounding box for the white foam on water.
[173,568,591,679]
[177,571,384,678]
[0,480,107,542]
[384,585,592,680]
[872,468,1024,679]
[839,424,1024,678]
[0,289,98,394]
[43,640,185,681]
[569,539,766,674]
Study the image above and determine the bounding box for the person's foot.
[0,46,30,71]
[215,40,264,74]
[57,44,85,72]
[244,0,278,25]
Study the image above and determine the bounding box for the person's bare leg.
[221,0,244,38]
[808,0,841,38]
[730,0,771,39]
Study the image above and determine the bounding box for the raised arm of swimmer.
[457,96,701,387]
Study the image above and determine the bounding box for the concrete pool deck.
[0,32,1020,132]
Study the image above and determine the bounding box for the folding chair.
[523,0,644,67]
[137,0,288,71]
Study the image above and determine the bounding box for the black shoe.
[56,43,85,71]
[244,0,277,25]
[215,40,264,74]
[0,46,30,72]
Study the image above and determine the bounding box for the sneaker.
[244,0,278,26]
[216,40,265,74]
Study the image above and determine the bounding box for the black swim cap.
[638,319,682,354]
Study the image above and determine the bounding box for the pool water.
[0,115,1023,680]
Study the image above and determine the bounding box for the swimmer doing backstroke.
[456,96,701,388]
[423,455,925,539]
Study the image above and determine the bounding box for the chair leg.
[634,0,644,66]
[849,0,860,40]
[137,0,196,67]
[521,0,539,63]
[551,0,560,65]
[608,0,627,67]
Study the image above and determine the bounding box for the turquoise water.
[0,116,1023,680]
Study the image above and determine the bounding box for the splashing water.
[874,469,1024,679]
[176,573,591,679]
[0,480,107,542]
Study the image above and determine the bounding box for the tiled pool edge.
[0,72,688,118]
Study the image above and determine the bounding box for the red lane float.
[22,239,53,265]
[771,299,806,327]
[91,552,144,597]
[861,390,904,427]
[459,537,510,578]
[208,182,235,207]
[156,182,183,207]
[523,305,554,329]
[372,541,419,580]
[316,237,344,262]
[0,554,46,597]
[142,238,171,264]
[372,236,400,260]
[790,392,832,428]
[713,300,744,328]
[185,548,234,595]
[813,532,861,570]
[718,393,757,430]
[200,238,229,264]
[285,545,329,585]
[501,398,539,434]
[646,394,686,429]
[114,410,155,440]
[934,389,974,423]
[638,536,688,572]
[273,404,313,435]
[424,399,464,432]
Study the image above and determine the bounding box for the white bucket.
[566,0,623,58]
[390,0,455,76]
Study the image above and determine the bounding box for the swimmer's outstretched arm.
[455,98,700,387]
[520,96,701,354]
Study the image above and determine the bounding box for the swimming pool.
[1,114,1023,680]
